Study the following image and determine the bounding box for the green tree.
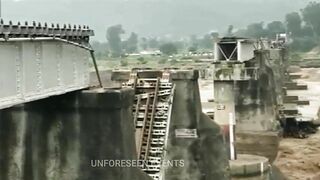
[188,46,198,53]
[290,37,317,52]
[285,12,302,37]
[140,37,148,50]
[245,22,267,38]
[106,25,125,57]
[266,21,285,38]
[302,2,320,37]
[124,32,138,53]
[227,25,234,36]
[159,43,178,55]
[91,41,109,59]
[301,25,314,37]
[211,32,219,40]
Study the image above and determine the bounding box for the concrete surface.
[90,70,121,88]
[236,131,280,163]
[0,88,152,180]
[230,154,269,176]
[164,70,230,180]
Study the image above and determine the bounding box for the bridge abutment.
[0,88,152,180]
[164,70,230,180]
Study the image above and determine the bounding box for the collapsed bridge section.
[0,20,94,109]
[122,71,175,180]
[113,69,230,180]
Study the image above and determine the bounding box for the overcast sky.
[1,0,318,41]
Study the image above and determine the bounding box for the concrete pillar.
[0,88,152,180]
[214,81,237,160]
[164,70,230,180]
[0,106,27,180]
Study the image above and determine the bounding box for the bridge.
[0,20,95,109]
[0,19,242,180]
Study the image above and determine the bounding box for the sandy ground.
[275,68,320,180]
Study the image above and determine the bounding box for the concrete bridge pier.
[164,70,230,180]
[0,88,152,180]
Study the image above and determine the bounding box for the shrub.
[158,58,167,64]
[120,60,128,66]
[137,57,148,64]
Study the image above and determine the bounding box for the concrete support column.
[214,81,237,160]
[0,88,152,180]
[165,70,230,180]
[0,106,27,180]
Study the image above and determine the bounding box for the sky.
[1,0,319,41]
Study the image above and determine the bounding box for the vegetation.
[106,25,125,57]
[93,1,320,63]
[137,57,148,64]
[233,2,320,52]
[302,2,320,37]
[289,2,320,52]
[123,32,138,54]
[159,43,178,55]
[158,58,167,64]
[120,59,128,66]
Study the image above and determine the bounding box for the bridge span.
[0,20,94,109]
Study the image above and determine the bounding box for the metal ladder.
[123,72,174,180]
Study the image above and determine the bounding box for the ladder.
[123,72,174,180]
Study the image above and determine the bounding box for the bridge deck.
[0,37,92,110]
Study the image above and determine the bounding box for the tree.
[188,46,198,53]
[285,12,302,37]
[302,2,320,36]
[123,32,138,53]
[227,25,234,36]
[245,22,267,38]
[159,43,178,55]
[140,37,148,50]
[266,21,285,38]
[91,41,109,59]
[301,25,314,37]
[211,32,219,40]
[106,25,125,57]
[234,29,247,37]
[290,37,317,52]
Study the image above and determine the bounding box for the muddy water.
[287,68,320,121]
